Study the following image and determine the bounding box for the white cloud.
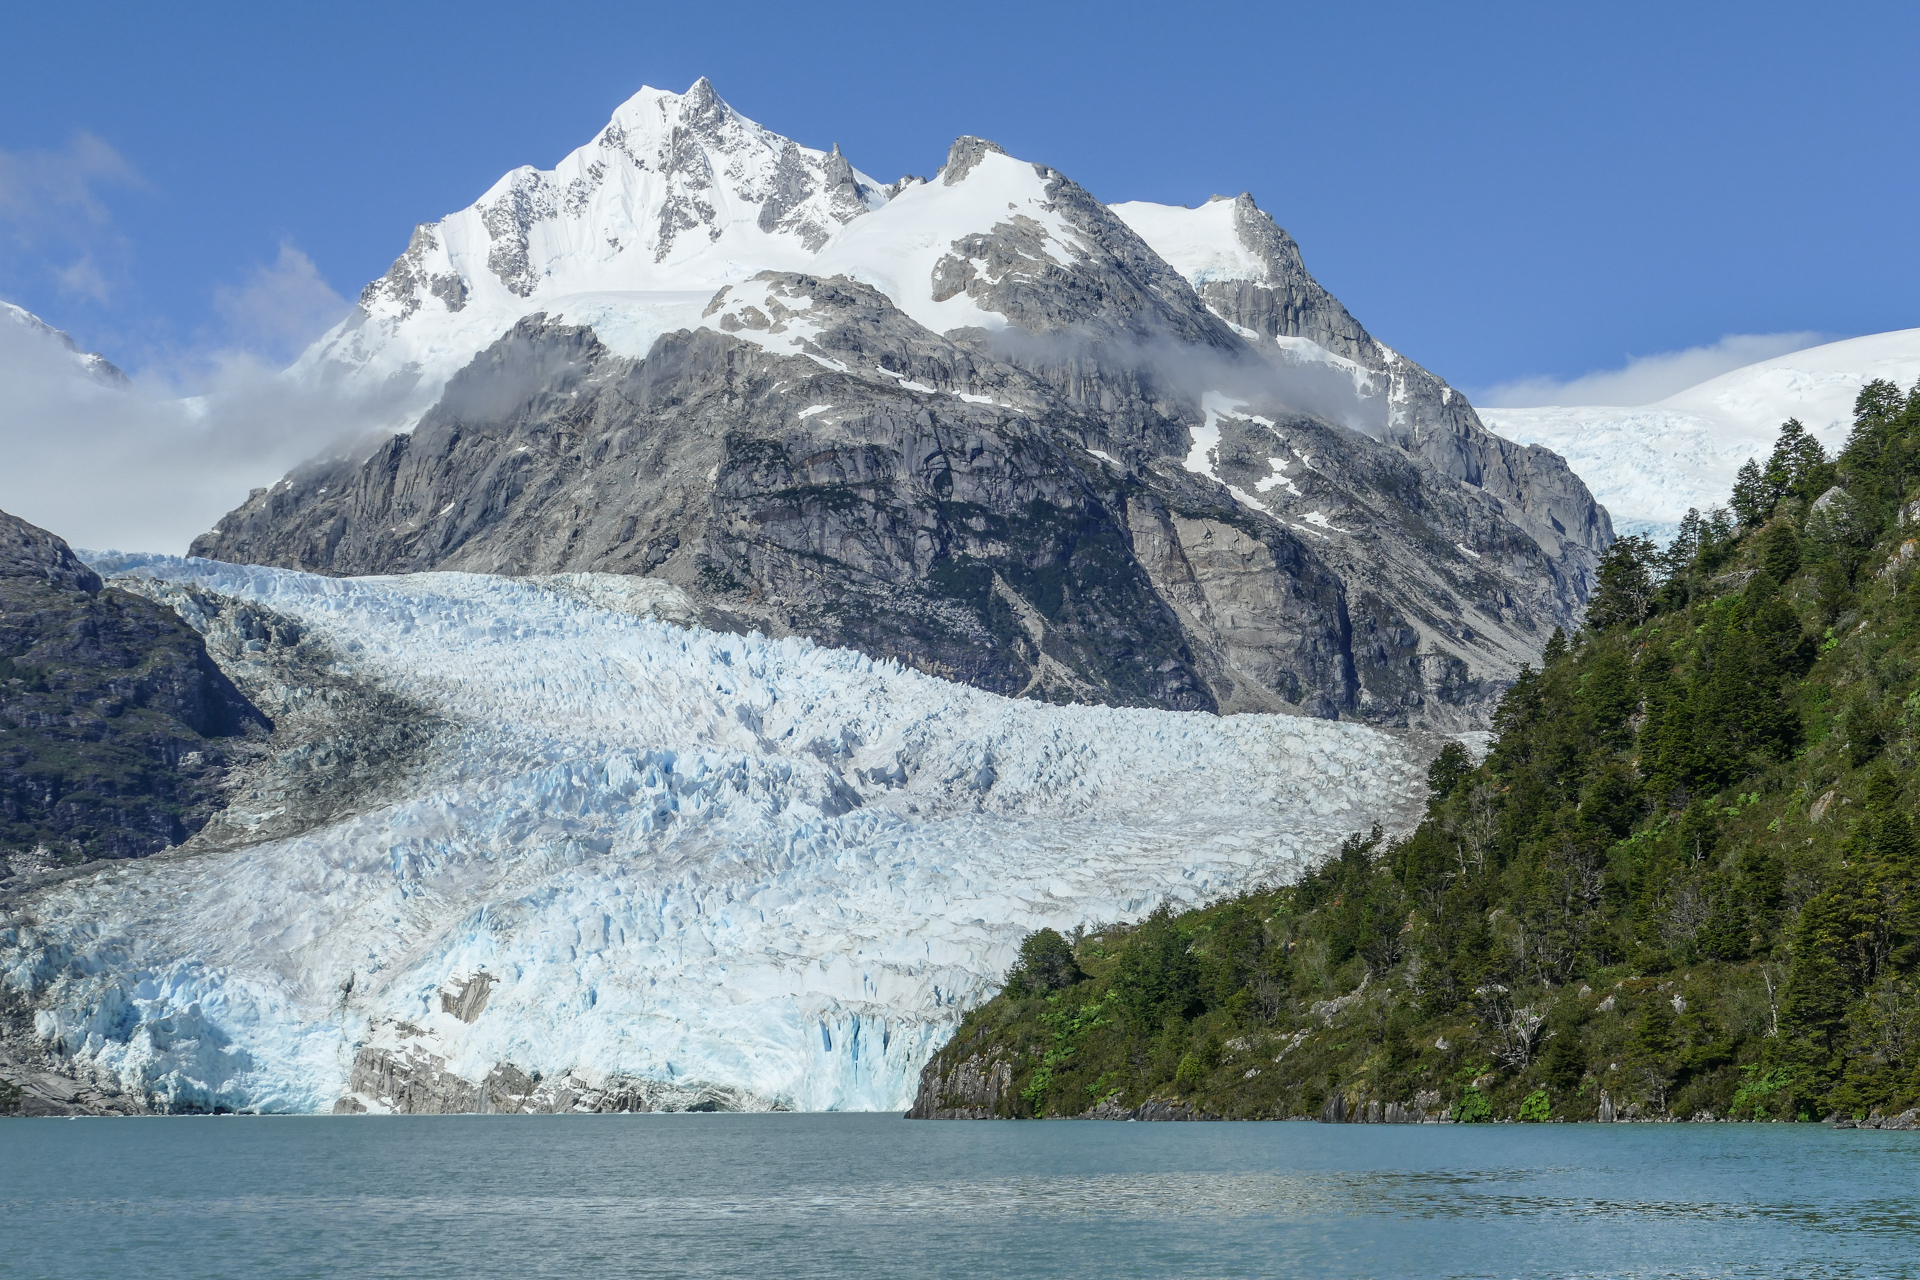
[53,253,113,304]
[0,145,368,553]
[1475,332,1838,408]
[0,132,137,229]
[0,133,140,302]
[212,243,350,364]
[0,305,403,555]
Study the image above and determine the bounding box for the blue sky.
[3,0,1916,399]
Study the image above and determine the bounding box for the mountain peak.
[319,78,889,402]
[942,136,1008,185]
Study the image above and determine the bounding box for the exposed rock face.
[1827,1108,1919,1130]
[334,1042,768,1115]
[1318,1088,1448,1123]
[197,276,1591,726]
[1116,194,1610,570]
[1083,1097,1216,1121]
[337,976,777,1113]
[100,571,448,854]
[906,1050,1015,1119]
[0,510,268,872]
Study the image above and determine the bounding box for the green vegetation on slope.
[920,381,1920,1123]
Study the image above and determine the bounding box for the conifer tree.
[1586,537,1657,631]
[1542,626,1568,666]
[1579,642,1636,747]
[1731,459,1772,527]
[1783,890,1857,1095]
[1761,419,1830,507]
[1873,811,1918,872]
[1759,521,1802,582]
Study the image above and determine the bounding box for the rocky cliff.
[0,510,267,877]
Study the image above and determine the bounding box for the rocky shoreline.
[903,1049,1920,1127]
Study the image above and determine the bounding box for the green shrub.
[1005,928,1084,997]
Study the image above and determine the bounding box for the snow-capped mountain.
[2,554,1427,1113]
[302,78,899,419]
[1,302,131,389]
[1481,329,1920,538]
[211,80,1610,730]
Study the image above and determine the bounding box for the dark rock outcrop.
[1827,1108,1919,1130]
[100,573,447,853]
[1318,1088,1448,1123]
[0,510,268,872]
[1084,1097,1216,1121]
[906,1049,1016,1119]
[336,1041,767,1115]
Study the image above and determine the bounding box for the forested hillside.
[913,381,1920,1125]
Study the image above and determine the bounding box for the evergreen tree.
[1426,740,1473,803]
[1872,811,1918,872]
[1843,379,1907,475]
[1579,642,1637,746]
[1761,419,1830,507]
[1007,927,1085,996]
[1689,625,1757,785]
[1758,521,1802,582]
[1111,907,1202,1027]
[1542,626,1568,666]
[1731,459,1772,527]
[1586,537,1657,631]
[1782,889,1857,1096]
[1648,696,1694,804]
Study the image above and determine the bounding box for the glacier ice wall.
[2,560,1427,1112]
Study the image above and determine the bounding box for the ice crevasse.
[2,559,1428,1113]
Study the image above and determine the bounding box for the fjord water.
[1,1116,1913,1279]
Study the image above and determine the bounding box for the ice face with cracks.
[1,558,1427,1113]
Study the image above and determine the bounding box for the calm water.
[0,1115,1915,1279]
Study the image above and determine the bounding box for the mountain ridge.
[198,81,1611,729]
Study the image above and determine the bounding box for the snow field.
[1483,329,1920,539]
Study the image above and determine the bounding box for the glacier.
[1482,328,1920,539]
[0,557,1429,1114]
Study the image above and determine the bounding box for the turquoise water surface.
[1,1114,1915,1278]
